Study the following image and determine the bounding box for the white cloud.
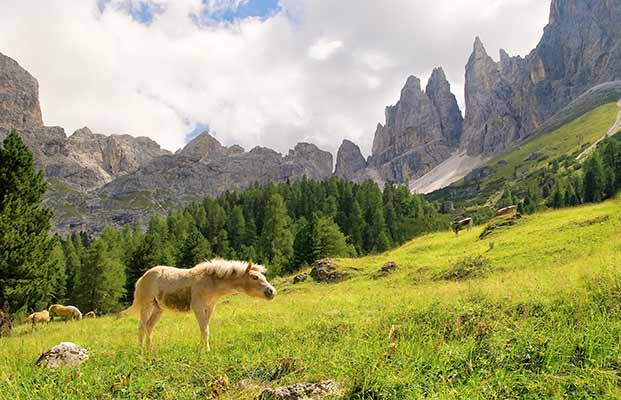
[308,39,344,61]
[0,0,551,155]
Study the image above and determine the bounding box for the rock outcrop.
[98,140,333,206]
[334,139,367,181]
[368,72,462,183]
[462,0,621,156]
[0,52,43,130]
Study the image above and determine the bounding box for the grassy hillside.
[1,198,621,399]
[429,102,621,210]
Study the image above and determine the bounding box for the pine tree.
[498,183,515,208]
[551,182,565,209]
[583,153,606,203]
[260,193,294,273]
[127,215,174,294]
[227,205,246,250]
[382,182,399,244]
[348,199,365,254]
[359,181,391,253]
[0,131,55,313]
[565,183,579,207]
[73,236,125,314]
[63,236,81,303]
[310,214,353,261]
[48,235,67,304]
[291,217,313,270]
[178,230,212,268]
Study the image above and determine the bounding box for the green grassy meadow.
[2,198,621,399]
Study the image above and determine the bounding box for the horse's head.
[241,262,276,300]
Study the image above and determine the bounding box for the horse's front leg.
[193,303,215,351]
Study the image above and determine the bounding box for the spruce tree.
[63,237,81,303]
[348,199,365,254]
[291,217,313,270]
[227,205,246,250]
[583,153,606,203]
[551,182,565,209]
[178,230,212,268]
[0,131,55,313]
[73,236,125,313]
[260,193,294,273]
[48,235,67,303]
[310,214,352,261]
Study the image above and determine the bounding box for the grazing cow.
[26,310,50,330]
[84,311,97,318]
[496,205,518,217]
[452,218,474,235]
[48,304,82,321]
[126,259,277,351]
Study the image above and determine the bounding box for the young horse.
[127,259,276,351]
[26,310,50,330]
[48,304,82,321]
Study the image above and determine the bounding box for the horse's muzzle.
[264,287,276,300]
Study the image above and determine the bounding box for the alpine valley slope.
[1,199,621,398]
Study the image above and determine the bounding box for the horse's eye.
[251,275,258,280]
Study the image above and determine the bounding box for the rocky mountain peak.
[334,139,367,181]
[472,36,488,57]
[0,52,43,130]
[178,131,226,161]
[71,127,95,138]
[286,142,333,178]
[426,67,463,146]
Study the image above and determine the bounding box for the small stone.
[36,342,88,368]
[293,273,307,284]
[259,380,339,400]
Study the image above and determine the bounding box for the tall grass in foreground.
[1,199,620,399]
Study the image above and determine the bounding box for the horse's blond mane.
[194,258,267,279]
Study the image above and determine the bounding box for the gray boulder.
[36,342,88,368]
[259,380,339,400]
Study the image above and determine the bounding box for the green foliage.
[56,177,445,309]
[310,214,354,261]
[583,153,606,203]
[73,227,126,313]
[260,193,294,273]
[0,131,55,314]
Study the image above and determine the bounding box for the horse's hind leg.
[145,304,163,351]
[139,302,155,350]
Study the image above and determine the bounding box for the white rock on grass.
[35,342,88,368]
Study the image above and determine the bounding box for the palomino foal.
[128,259,276,351]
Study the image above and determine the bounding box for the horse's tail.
[119,275,145,317]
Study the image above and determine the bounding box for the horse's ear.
[246,262,253,274]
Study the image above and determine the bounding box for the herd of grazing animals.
[25,304,96,331]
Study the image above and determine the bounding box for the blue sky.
[99,0,281,25]
[207,0,280,23]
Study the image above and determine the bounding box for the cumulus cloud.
[0,0,550,155]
